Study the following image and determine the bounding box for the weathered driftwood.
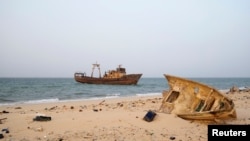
[159,74,237,121]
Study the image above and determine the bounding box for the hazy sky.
[1,0,250,78]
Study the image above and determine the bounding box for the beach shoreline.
[0,91,249,141]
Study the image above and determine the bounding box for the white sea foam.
[105,93,120,99]
[136,92,161,97]
[24,98,60,104]
[0,103,15,106]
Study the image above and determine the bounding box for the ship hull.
[74,73,142,85]
[159,74,237,121]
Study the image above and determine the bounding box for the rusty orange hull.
[160,74,237,121]
[74,73,142,85]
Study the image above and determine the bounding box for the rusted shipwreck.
[74,63,142,85]
[159,74,237,121]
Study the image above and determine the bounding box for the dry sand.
[0,91,249,141]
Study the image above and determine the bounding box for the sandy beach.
[0,90,249,141]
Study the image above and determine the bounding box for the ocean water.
[0,77,250,105]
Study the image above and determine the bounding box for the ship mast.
[91,62,101,78]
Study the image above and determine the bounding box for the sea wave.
[24,98,60,104]
[136,92,161,97]
[1,78,250,105]
[105,93,120,98]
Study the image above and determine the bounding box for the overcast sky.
[1,0,250,78]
